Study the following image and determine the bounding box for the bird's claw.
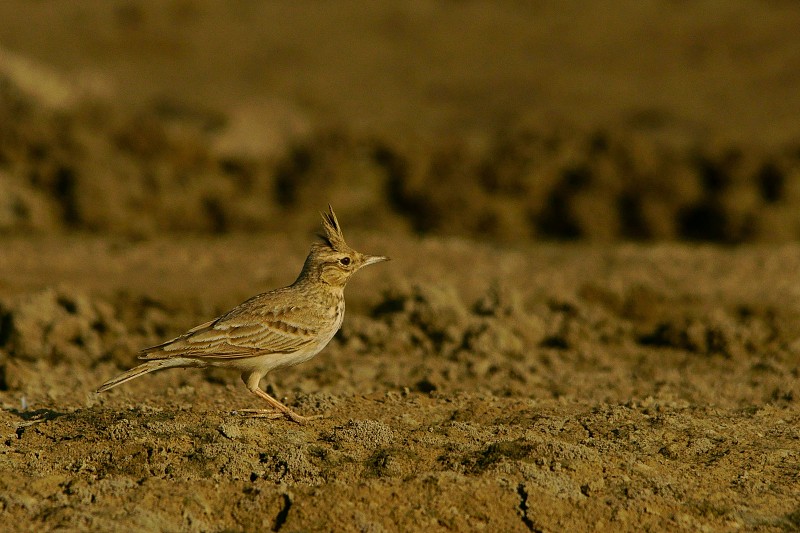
[233,408,322,424]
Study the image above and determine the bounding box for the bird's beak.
[361,254,390,267]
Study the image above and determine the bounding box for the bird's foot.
[233,408,322,425]
[284,412,323,425]
[232,408,283,419]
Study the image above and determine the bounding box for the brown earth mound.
[3,78,800,243]
[0,64,800,243]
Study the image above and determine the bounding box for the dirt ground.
[0,2,799,532]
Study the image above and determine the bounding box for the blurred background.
[1,0,800,244]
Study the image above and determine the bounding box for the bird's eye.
[339,257,351,266]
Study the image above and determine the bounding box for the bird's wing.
[139,302,320,360]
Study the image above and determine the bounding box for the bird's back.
[139,283,345,362]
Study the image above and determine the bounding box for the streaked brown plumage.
[97,206,388,424]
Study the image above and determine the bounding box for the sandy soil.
[0,2,799,532]
[1,237,798,531]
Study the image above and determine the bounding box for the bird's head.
[298,205,389,287]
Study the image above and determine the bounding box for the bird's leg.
[240,372,321,425]
[251,387,322,425]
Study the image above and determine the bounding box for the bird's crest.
[318,205,347,251]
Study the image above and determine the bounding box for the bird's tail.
[96,359,183,393]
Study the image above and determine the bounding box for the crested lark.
[97,206,388,424]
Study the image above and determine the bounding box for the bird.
[96,205,388,424]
